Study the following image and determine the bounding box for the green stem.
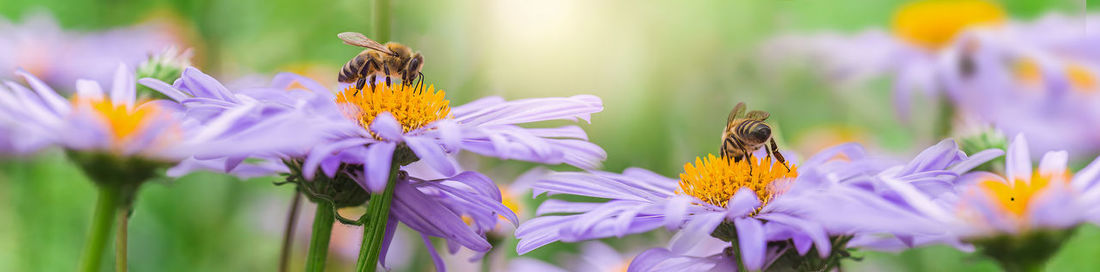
[373,0,391,42]
[355,160,401,272]
[79,186,120,272]
[115,205,129,272]
[279,190,303,272]
[304,201,335,272]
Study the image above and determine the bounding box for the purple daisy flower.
[842,134,1100,270]
[0,11,180,89]
[516,140,1000,271]
[938,15,1100,158]
[0,64,273,160]
[865,134,1100,239]
[139,67,606,270]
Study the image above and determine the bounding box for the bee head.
[746,124,771,144]
[404,53,424,83]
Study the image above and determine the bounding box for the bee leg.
[354,78,366,95]
[383,65,392,86]
[369,75,378,91]
[741,146,753,173]
[770,138,790,171]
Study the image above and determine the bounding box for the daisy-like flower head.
[516,140,1000,271]
[857,134,1100,269]
[0,64,310,188]
[956,134,1100,234]
[760,0,1100,121]
[141,67,606,270]
[940,15,1100,157]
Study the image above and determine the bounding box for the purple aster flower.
[139,67,606,271]
[846,134,1100,270]
[0,64,314,271]
[761,0,1009,120]
[0,64,270,160]
[516,139,999,271]
[0,11,180,89]
[938,15,1100,158]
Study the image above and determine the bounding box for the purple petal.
[1006,134,1032,185]
[302,138,370,179]
[370,112,404,141]
[420,234,446,272]
[14,69,68,113]
[362,142,397,192]
[726,188,762,218]
[405,136,456,176]
[734,217,765,270]
[109,64,135,108]
[137,78,189,101]
[378,218,398,270]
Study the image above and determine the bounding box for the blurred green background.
[1,0,1097,271]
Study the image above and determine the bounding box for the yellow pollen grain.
[80,97,158,142]
[334,83,451,134]
[677,154,798,213]
[892,0,1005,50]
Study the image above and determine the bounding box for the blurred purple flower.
[942,15,1100,158]
[0,11,179,89]
[0,64,277,161]
[761,2,1097,127]
[858,134,1100,243]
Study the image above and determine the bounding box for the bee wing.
[745,110,770,121]
[338,32,395,55]
[727,102,746,129]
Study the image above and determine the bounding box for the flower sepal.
[66,150,167,189]
[284,160,371,209]
[971,227,1078,272]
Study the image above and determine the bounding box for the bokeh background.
[1,0,1097,271]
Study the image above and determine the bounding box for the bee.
[720,102,789,171]
[337,32,425,93]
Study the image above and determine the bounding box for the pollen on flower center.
[979,171,1067,218]
[80,97,158,142]
[892,0,1005,49]
[335,84,451,134]
[677,154,798,212]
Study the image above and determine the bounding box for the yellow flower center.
[335,84,451,134]
[1014,59,1099,93]
[1066,64,1098,93]
[892,0,1005,49]
[678,154,798,212]
[979,170,1069,219]
[78,96,160,144]
[500,186,523,217]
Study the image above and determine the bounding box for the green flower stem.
[79,185,121,272]
[279,190,303,272]
[355,160,401,272]
[304,200,335,272]
[115,205,129,272]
